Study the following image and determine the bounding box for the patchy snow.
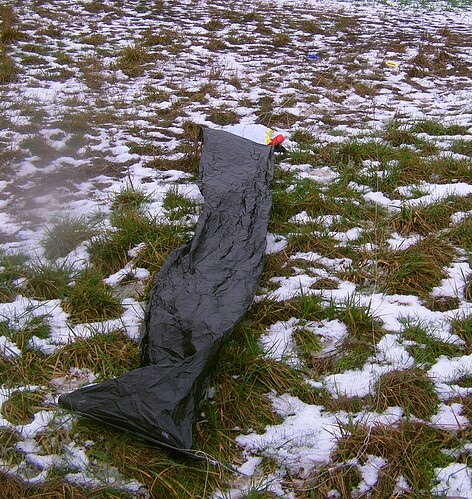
[430,403,469,431]
[0,335,21,358]
[305,319,348,356]
[235,393,346,477]
[433,463,472,498]
[236,456,263,477]
[0,0,471,496]
[355,455,388,496]
[265,233,288,255]
[429,355,472,384]
[323,363,392,399]
[259,318,301,367]
[398,182,472,206]
[50,368,97,395]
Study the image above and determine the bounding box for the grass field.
[0,0,472,497]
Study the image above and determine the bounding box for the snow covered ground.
[0,0,471,497]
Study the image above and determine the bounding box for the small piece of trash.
[306,54,320,60]
[384,60,399,68]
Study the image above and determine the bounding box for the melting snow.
[0,0,471,496]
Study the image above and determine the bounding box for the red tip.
[268,134,284,146]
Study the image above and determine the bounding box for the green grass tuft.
[162,187,198,221]
[377,237,454,297]
[0,252,28,301]
[403,325,463,364]
[116,44,153,77]
[1,391,45,425]
[110,185,152,212]
[63,267,123,324]
[24,261,76,300]
[451,315,472,353]
[89,209,187,276]
[451,139,472,156]
[0,51,18,84]
[293,326,322,365]
[54,329,140,380]
[43,216,97,260]
[410,119,469,136]
[0,315,51,354]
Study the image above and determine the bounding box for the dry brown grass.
[323,394,373,414]
[1,391,45,425]
[0,475,112,499]
[331,421,456,497]
[377,237,455,297]
[1,1,471,497]
[465,274,472,301]
[258,251,294,290]
[374,368,439,419]
[51,330,140,380]
[298,462,362,498]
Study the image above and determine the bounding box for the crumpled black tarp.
[59,127,275,454]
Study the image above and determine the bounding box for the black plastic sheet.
[59,127,275,453]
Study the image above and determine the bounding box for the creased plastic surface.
[59,128,275,452]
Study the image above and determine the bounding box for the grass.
[206,108,239,125]
[0,314,51,354]
[269,175,330,233]
[24,260,77,300]
[410,119,469,136]
[0,252,28,301]
[0,471,140,499]
[447,214,472,251]
[330,299,385,372]
[42,216,97,260]
[110,185,152,212]
[0,51,18,84]
[376,236,455,297]
[21,133,58,160]
[116,43,154,77]
[292,326,322,365]
[391,201,456,236]
[0,6,26,46]
[1,390,45,424]
[142,28,183,48]
[63,267,123,324]
[382,120,439,152]
[335,299,384,343]
[54,329,140,380]
[324,134,472,195]
[403,324,463,364]
[206,323,305,433]
[146,149,200,177]
[1,115,470,499]
[304,462,362,498]
[451,138,472,156]
[162,187,198,220]
[44,321,315,498]
[332,140,397,167]
[332,421,456,497]
[78,55,107,90]
[0,0,472,494]
[465,274,472,301]
[334,342,373,372]
[374,368,439,419]
[451,315,472,351]
[89,209,187,277]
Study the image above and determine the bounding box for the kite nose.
[268,134,284,146]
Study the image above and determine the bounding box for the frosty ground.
[0,0,472,497]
